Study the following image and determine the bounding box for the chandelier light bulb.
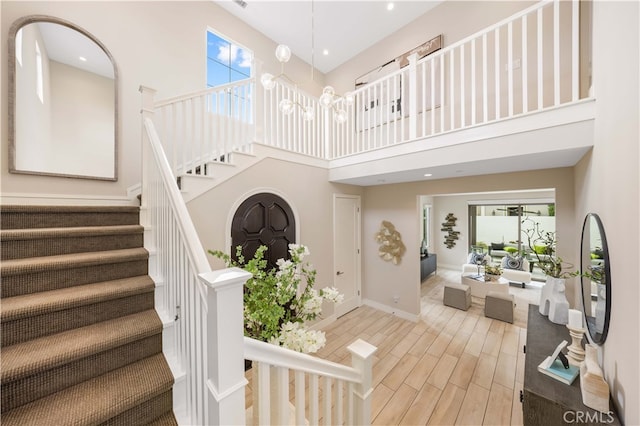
[302,106,315,121]
[275,44,292,63]
[319,92,333,108]
[334,108,348,123]
[343,91,355,106]
[279,99,295,115]
[322,86,336,97]
[260,73,276,90]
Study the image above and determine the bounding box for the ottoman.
[484,291,515,323]
[443,283,471,311]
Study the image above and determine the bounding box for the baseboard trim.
[362,299,418,322]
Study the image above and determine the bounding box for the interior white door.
[333,195,361,318]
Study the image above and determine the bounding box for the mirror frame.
[580,213,611,345]
[8,15,118,181]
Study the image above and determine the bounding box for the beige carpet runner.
[1,205,177,425]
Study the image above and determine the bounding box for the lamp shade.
[275,45,292,63]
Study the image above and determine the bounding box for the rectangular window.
[468,203,555,281]
[207,30,252,88]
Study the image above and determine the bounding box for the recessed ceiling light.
[322,49,329,56]
[387,2,395,11]
[424,173,432,177]
[79,56,87,62]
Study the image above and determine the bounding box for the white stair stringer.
[178,144,329,202]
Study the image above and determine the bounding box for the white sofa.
[500,258,532,287]
[462,256,531,288]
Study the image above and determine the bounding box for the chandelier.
[259,3,353,123]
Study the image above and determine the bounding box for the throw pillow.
[501,255,524,270]
[468,252,488,265]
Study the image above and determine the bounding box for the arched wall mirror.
[580,213,611,345]
[8,16,117,180]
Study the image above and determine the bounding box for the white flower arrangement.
[209,243,343,354]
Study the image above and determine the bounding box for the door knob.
[336,271,345,276]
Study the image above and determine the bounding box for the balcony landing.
[328,99,595,186]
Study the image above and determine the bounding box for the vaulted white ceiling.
[215,0,443,73]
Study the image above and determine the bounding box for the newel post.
[348,339,378,426]
[200,267,252,426]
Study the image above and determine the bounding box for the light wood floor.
[315,268,542,425]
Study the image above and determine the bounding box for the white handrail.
[244,337,361,382]
[143,117,212,275]
[245,337,377,426]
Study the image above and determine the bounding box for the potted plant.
[521,218,578,324]
[208,243,343,354]
[484,264,503,281]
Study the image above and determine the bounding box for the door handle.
[336,271,345,276]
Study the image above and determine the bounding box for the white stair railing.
[245,337,377,426]
[261,79,330,159]
[141,86,376,425]
[141,86,252,425]
[153,80,255,177]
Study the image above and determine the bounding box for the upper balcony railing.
[151,0,586,178]
[332,0,585,157]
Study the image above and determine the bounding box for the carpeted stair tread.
[1,310,162,383]
[0,247,149,277]
[1,353,174,426]
[0,205,140,229]
[0,224,143,241]
[146,410,179,426]
[1,276,154,321]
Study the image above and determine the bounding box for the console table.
[420,254,437,281]
[523,305,620,425]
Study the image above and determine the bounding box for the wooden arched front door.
[231,193,296,270]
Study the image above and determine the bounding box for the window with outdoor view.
[468,203,555,281]
[206,30,252,88]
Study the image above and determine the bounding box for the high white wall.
[573,2,639,423]
[1,1,324,202]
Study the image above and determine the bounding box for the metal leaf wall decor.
[441,213,460,249]
[375,220,406,265]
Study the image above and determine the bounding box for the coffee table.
[461,274,510,299]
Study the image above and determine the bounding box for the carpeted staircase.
[1,205,177,425]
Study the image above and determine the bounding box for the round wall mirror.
[8,15,117,180]
[580,213,611,344]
